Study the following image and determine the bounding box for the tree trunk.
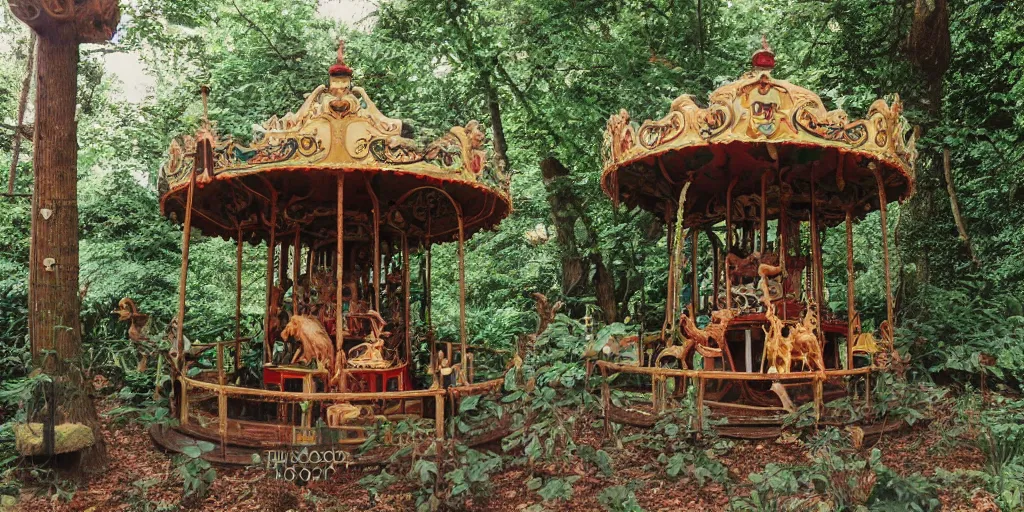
[483,69,510,176]
[540,157,586,299]
[593,254,618,323]
[28,22,106,471]
[898,0,953,314]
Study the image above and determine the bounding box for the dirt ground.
[9,399,991,512]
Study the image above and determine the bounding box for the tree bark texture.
[898,0,954,314]
[540,156,621,321]
[540,157,586,298]
[28,22,107,470]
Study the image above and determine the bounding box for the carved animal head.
[114,297,137,321]
[279,315,306,342]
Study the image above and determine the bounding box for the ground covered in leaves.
[6,396,1002,512]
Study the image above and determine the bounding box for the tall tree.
[8,0,120,470]
[899,0,953,307]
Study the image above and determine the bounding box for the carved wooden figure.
[114,298,152,371]
[675,308,738,369]
[282,315,335,370]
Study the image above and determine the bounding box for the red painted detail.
[329,64,353,76]
[752,50,775,69]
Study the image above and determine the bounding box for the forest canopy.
[1,0,1023,510]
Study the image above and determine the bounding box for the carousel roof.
[601,39,918,227]
[158,42,511,244]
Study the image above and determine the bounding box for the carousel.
[594,39,917,437]
[149,42,512,464]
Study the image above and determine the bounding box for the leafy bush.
[731,429,940,511]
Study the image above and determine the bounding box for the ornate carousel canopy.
[158,42,511,245]
[601,39,917,227]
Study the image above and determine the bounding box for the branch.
[81,46,123,56]
[8,32,35,195]
[0,123,34,140]
[943,148,980,267]
[230,0,302,97]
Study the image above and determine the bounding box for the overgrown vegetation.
[1,0,1023,509]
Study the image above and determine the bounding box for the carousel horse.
[282,315,335,371]
[659,308,738,369]
[114,298,152,371]
[757,263,825,412]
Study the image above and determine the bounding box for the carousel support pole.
[336,173,346,392]
[872,166,895,342]
[663,203,675,341]
[217,342,227,458]
[425,241,432,328]
[279,240,288,294]
[809,178,825,313]
[813,375,823,422]
[402,233,411,364]
[691,230,699,316]
[235,229,243,371]
[778,166,788,320]
[175,165,197,362]
[845,209,856,369]
[457,206,468,385]
[695,376,706,436]
[435,390,445,440]
[217,341,225,386]
[712,243,721,309]
[180,379,189,425]
[425,239,434,359]
[652,376,660,413]
[263,194,278,364]
[864,371,872,414]
[760,171,768,253]
[366,180,381,311]
[293,229,300,316]
[725,177,738,309]
[174,85,212,363]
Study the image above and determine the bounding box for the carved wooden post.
[845,209,856,369]
[695,376,706,435]
[263,193,277,363]
[760,171,768,253]
[366,180,381,311]
[872,166,895,342]
[457,206,468,385]
[10,0,119,470]
[335,173,346,391]
[217,342,227,458]
[724,176,738,309]
[292,229,300,317]
[235,230,243,370]
[690,230,699,316]
[663,203,675,339]
[434,391,445,440]
[402,233,412,364]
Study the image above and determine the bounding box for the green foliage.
[173,439,217,499]
[1,0,1024,506]
[732,429,941,512]
[647,408,731,485]
[597,483,646,512]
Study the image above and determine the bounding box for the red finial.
[329,39,353,77]
[752,35,775,70]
